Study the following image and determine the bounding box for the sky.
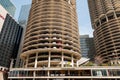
[11,0,93,37]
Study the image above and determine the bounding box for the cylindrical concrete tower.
[88,0,120,64]
[21,0,81,68]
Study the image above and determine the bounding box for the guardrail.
[8,66,120,79]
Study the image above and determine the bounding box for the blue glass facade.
[0,0,16,16]
[15,4,31,67]
[80,35,96,61]
[18,4,31,26]
[80,35,90,57]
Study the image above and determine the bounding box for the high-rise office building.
[0,5,23,68]
[0,0,16,16]
[88,0,120,65]
[80,35,96,61]
[15,4,31,67]
[18,4,31,26]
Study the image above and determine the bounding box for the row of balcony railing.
[8,69,120,78]
[94,11,120,28]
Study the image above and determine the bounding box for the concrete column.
[22,60,25,68]
[91,69,93,76]
[114,11,117,19]
[48,70,50,76]
[106,69,109,76]
[90,69,93,80]
[68,70,70,76]
[76,61,79,67]
[33,70,36,80]
[71,54,74,67]
[10,59,14,69]
[48,52,51,67]
[105,15,109,22]
[35,53,38,68]
[0,72,3,80]
[62,53,64,67]
[90,70,93,80]
[25,56,29,68]
[33,71,36,77]
[99,19,101,25]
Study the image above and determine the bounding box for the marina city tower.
[21,0,81,68]
[88,0,120,65]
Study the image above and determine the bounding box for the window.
[108,14,114,20]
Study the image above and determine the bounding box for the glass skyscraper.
[80,35,96,61]
[15,4,31,67]
[18,4,31,26]
[0,0,16,16]
[80,35,90,57]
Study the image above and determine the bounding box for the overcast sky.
[12,0,93,37]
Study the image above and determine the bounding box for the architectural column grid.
[34,53,38,68]
[88,0,120,64]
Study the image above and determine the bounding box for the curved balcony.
[21,0,80,68]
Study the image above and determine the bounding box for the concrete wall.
[0,72,3,80]
[0,4,7,32]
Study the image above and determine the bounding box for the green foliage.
[100,63,109,66]
[84,61,94,66]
